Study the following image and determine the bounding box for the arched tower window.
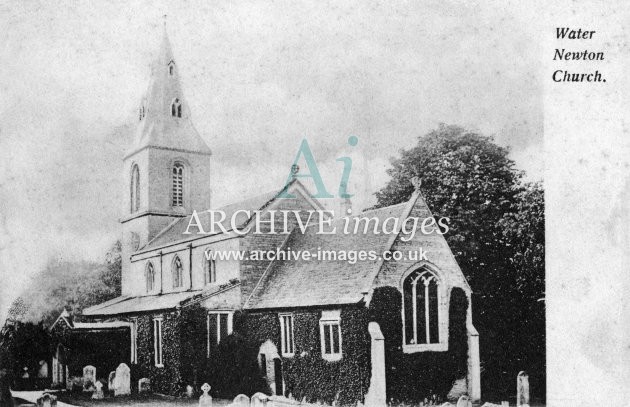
[171,98,182,118]
[403,268,440,345]
[130,164,140,213]
[145,262,155,293]
[172,256,183,288]
[172,163,184,207]
[169,63,174,76]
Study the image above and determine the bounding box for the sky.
[0,0,543,319]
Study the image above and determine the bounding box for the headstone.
[114,363,131,396]
[108,371,116,391]
[138,377,151,393]
[516,371,530,407]
[251,392,269,407]
[233,394,250,407]
[456,395,472,407]
[83,365,96,390]
[92,381,104,399]
[447,378,468,401]
[36,393,57,407]
[37,360,48,378]
[186,384,194,398]
[199,383,212,407]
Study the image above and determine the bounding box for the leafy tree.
[374,124,545,399]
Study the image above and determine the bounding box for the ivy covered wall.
[368,286,469,404]
[240,306,371,406]
[133,311,184,395]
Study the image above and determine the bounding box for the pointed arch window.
[172,256,183,288]
[130,165,140,213]
[145,262,155,293]
[172,163,184,207]
[204,252,216,285]
[403,268,441,348]
[171,98,182,118]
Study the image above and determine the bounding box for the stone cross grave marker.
[199,383,212,407]
[233,394,250,407]
[251,392,269,407]
[517,371,530,407]
[92,381,104,399]
[114,363,131,396]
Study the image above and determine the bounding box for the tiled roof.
[141,190,279,250]
[245,203,409,309]
[82,281,241,316]
[82,291,202,316]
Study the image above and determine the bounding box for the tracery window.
[403,268,440,347]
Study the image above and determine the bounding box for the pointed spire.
[127,22,211,158]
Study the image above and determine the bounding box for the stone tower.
[121,25,212,295]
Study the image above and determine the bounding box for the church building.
[49,26,481,406]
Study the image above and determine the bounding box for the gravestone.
[138,377,151,393]
[114,363,131,396]
[36,393,57,407]
[233,394,250,407]
[37,360,48,378]
[456,395,472,407]
[83,365,96,385]
[516,371,530,407]
[199,383,212,407]
[92,381,104,399]
[108,371,116,392]
[251,392,269,407]
[186,384,194,398]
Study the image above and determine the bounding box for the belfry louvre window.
[172,163,184,207]
[145,262,155,293]
[403,268,440,347]
[130,164,140,213]
[172,256,183,288]
[279,314,295,357]
[153,318,163,367]
[319,310,342,361]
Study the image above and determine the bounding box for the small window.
[207,312,233,358]
[172,163,184,207]
[145,262,155,293]
[130,165,140,213]
[169,64,174,76]
[319,310,342,361]
[279,314,295,357]
[172,256,183,288]
[204,254,216,285]
[171,98,182,118]
[153,318,163,367]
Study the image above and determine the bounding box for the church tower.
[121,24,212,295]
